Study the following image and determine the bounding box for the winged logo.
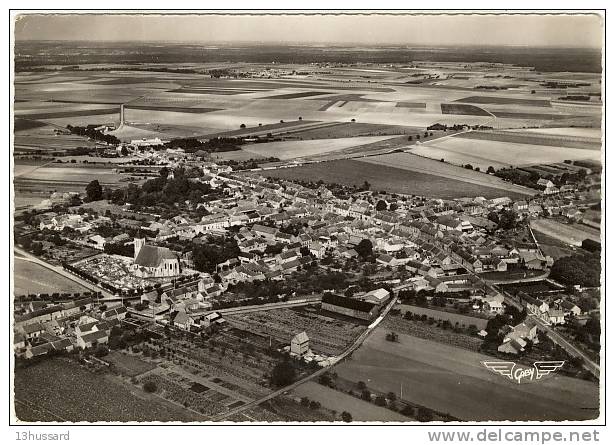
[482,361,515,380]
[483,360,565,383]
[534,361,566,379]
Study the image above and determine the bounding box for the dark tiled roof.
[135,245,177,268]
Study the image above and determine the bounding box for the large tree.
[355,239,373,259]
[85,180,103,202]
[270,360,296,387]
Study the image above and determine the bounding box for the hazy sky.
[14,13,603,48]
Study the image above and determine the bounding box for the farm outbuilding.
[321,293,378,321]
[290,331,310,356]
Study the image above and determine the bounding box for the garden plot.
[226,307,365,356]
[14,357,201,422]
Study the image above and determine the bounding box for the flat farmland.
[261,159,528,199]
[284,122,422,139]
[521,127,602,138]
[292,381,408,422]
[530,219,600,246]
[241,136,398,160]
[14,258,89,296]
[201,120,318,138]
[491,110,579,120]
[334,328,599,421]
[441,103,492,116]
[262,91,333,99]
[357,153,534,196]
[455,95,552,107]
[455,129,602,150]
[15,106,119,120]
[211,150,267,162]
[125,105,221,113]
[14,133,101,153]
[14,357,201,422]
[18,166,126,184]
[410,136,602,171]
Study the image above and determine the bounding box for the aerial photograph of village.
[10,11,604,425]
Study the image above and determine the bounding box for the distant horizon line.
[14,39,602,50]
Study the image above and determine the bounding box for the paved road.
[14,247,113,299]
[486,280,600,379]
[211,296,398,421]
[527,313,600,378]
[438,243,600,379]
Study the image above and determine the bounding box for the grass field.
[358,153,533,196]
[411,136,602,171]
[334,328,599,421]
[396,304,488,330]
[261,159,527,199]
[14,258,89,296]
[395,102,427,108]
[14,357,201,422]
[292,381,408,421]
[530,219,601,246]
[241,136,398,160]
[14,118,48,131]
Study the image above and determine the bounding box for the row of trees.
[164,137,244,153]
[66,124,120,145]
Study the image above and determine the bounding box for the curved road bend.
[211,296,399,421]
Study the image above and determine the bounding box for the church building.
[131,237,181,278]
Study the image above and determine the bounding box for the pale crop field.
[20,166,124,184]
[241,136,398,160]
[410,136,602,171]
[14,259,89,296]
[515,127,602,139]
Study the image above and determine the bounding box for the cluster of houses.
[520,291,582,326]
[14,296,128,359]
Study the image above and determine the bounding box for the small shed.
[290,331,310,356]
